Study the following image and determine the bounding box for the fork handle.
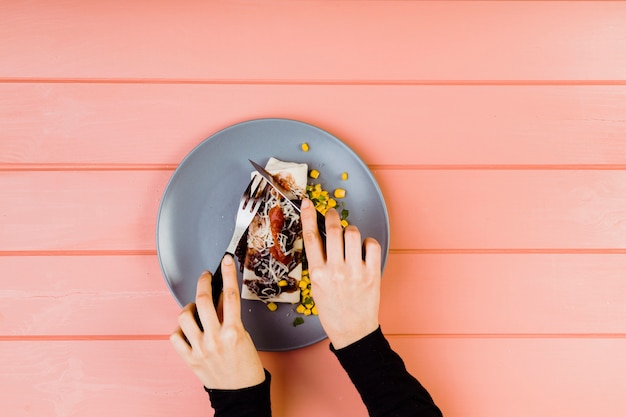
[211,251,234,308]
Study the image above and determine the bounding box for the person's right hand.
[169,255,266,390]
[300,198,382,349]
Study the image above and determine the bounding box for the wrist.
[327,322,380,350]
[329,326,383,353]
[206,370,272,417]
[205,369,270,393]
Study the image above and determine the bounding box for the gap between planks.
[2,78,626,86]
[2,249,626,257]
[1,333,625,342]
[3,164,626,172]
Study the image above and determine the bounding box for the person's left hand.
[170,255,266,389]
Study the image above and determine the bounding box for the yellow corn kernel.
[327,198,337,208]
[301,142,309,152]
[278,279,288,287]
[341,172,348,180]
[311,306,318,315]
[296,304,306,314]
[301,288,310,297]
[267,302,278,312]
[304,308,312,316]
[341,219,349,228]
[299,280,308,289]
[309,169,320,179]
[333,188,346,199]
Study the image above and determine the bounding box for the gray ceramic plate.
[156,118,389,351]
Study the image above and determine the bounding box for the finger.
[177,303,203,349]
[324,208,344,265]
[220,255,242,327]
[169,327,192,356]
[363,237,382,274]
[195,271,220,332]
[301,198,325,267]
[343,225,363,267]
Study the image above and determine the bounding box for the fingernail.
[201,270,211,275]
[223,255,234,265]
[302,198,311,209]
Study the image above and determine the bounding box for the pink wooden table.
[2,1,626,416]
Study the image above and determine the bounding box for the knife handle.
[314,210,327,239]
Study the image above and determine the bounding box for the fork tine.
[239,176,257,203]
[241,175,266,208]
[249,181,268,213]
[238,175,261,209]
[246,180,267,212]
[249,174,266,198]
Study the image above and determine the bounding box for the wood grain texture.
[1,254,624,337]
[379,253,626,335]
[2,338,625,417]
[0,171,170,251]
[391,337,626,417]
[2,84,626,166]
[2,0,625,415]
[2,170,626,251]
[1,1,626,81]
[0,340,363,417]
[0,256,179,336]
[377,169,626,249]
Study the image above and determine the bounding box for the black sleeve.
[205,369,272,417]
[331,327,443,417]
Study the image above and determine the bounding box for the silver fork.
[211,174,268,307]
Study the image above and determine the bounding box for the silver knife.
[249,159,326,238]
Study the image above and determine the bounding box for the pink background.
[1,1,626,416]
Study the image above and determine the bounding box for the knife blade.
[249,159,326,238]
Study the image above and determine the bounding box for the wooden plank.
[3,83,626,166]
[1,1,626,81]
[390,337,626,417]
[379,253,626,335]
[2,170,626,251]
[0,171,171,251]
[0,256,180,336]
[0,339,211,417]
[1,254,624,336]
[376,169,626,250]
[2,338,625,417]
[0,339,363,417]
